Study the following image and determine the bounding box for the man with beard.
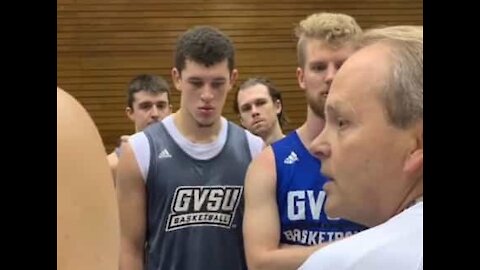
[242,12,367,270]
[234,77,287,145]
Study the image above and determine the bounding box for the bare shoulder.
[57,87,119,270]
[107,151,119,183]
[250,145,275,171]
[107,151,118,167]
[245,146,277,188]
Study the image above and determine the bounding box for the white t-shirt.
[129,115,264,181]
[299,202,423,270]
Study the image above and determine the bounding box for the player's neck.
[297,108,325,148]
[173,109,222,144]
[262,124,285,145]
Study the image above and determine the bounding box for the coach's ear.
[404,121,423,178]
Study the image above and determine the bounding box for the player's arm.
[106,152,118,183]
[116,142,146,270]
[243,147,323,270]
[107,136,130,185]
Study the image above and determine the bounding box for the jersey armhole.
[129,132,150,182]
[245,130,264,159]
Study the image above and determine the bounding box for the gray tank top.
[143,121,252,270]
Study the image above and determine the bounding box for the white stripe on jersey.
[128,115,264,182]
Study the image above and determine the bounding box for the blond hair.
[295,12,362,67]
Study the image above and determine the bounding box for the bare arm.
[243,147,326,270]
[116,142,147,270]
[107,152,118,185]
[107,135,130,185]
[57,87,119,270]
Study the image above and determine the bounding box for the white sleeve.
[128,132,150,182]
[298,248,337,270]
[245,130,265,159]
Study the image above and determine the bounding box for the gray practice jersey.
[135,117,262,270]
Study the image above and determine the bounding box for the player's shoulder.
[271,131,301,159]
[250,145,275,169]
[107,151,118,167]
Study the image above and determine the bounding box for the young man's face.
[310,44,422,227]
[297,39,356,119]
[172,59,237,128]
[237,83,281,138]
[126,91,171,132]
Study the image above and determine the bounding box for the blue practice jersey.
[272,131,367,245]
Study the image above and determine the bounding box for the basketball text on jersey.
[166,185,243,231]
[282,229,360,245]
[283,190,361,245]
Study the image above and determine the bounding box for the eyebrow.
[325,101,347,116]
[138,101,153,105]
[310,59,346,67]
[240,97,267,105]
[326,99,357,119]
[212,78,227,83]
[187,78,203,83]
[138,100,166,105]
[325,103,339,117]
[309,60,327,66]
[187,77,226,82]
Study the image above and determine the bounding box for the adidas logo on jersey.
[158,149,172,159]
[284,151,299,164]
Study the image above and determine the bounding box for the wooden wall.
[57,0,422,153]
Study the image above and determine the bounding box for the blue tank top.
[272,131,367,245]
